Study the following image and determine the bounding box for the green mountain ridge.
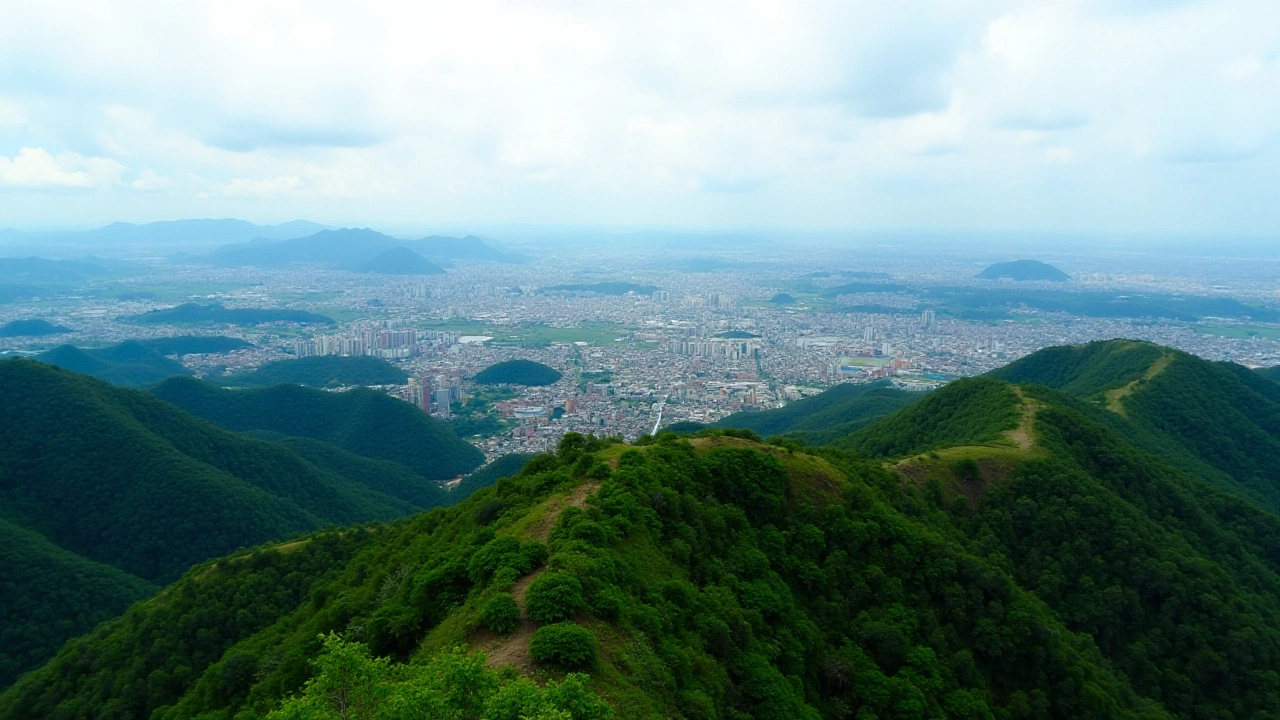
[10,340,1280,718]
[0,360,476,687]
[36,341,193,386]
[151,376,485,480]
[713,381,920,444]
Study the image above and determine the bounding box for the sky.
[0,0,1278,235]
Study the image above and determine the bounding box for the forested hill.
[0,360,465,687]
[36,340,192,386]
[988,338,1280,514]
[152,376,484,480]
[475,358,563,386]
[14,341,1280,718]
[15,352,1280,718]
[713,380,920,444]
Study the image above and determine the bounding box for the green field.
[1196,324,1280,340]
[421,321,635,348]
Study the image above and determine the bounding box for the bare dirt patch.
[1105,353,1174,416]
[479,479,599,672]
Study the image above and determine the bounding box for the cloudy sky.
[1,0,1277,234]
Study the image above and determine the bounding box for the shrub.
[525,572,585,624]
[468,535,529,584]
[481,593,520,634]
[520,540,549,569]
[528,623,597,668]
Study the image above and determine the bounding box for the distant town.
[5,230,1280,461]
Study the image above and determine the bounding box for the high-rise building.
[434,388,453,418]
[920,309,937,333]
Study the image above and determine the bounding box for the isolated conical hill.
[354,246,445,275]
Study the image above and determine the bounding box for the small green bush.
[525,572,585,624]
[481,593,520,634]
[528,623,597,668]
[520,540,549,569]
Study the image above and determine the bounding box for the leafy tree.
[528,624,598,669]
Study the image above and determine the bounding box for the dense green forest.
[11,340,1280,718]
[0,360,476,686]
[152,377,484,480]
[224,355,408,387]
[475,359,564,386]
[36,341,193,386]
[713,381,919,444]
[1,431,1170,719]
[124,302,335,325]
[0,318,70,337]
[989,339,1280,514]
[1254,364,1280,382]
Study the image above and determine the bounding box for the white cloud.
[0,0,1277,233]
[0,147,122,188]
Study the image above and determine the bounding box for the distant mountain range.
[0,219,329,250]
[976,259,1070,281]
[199,228,524,269]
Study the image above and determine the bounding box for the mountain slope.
[989,339,1280,513]
[151,376,484,480]
[354,246,445,275]
[0,359,478,688]
[1,435,1170,720]
[714,381,919,443]
[36,341,192,386]
[0,519,157,689]
[14,343,1280,718]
